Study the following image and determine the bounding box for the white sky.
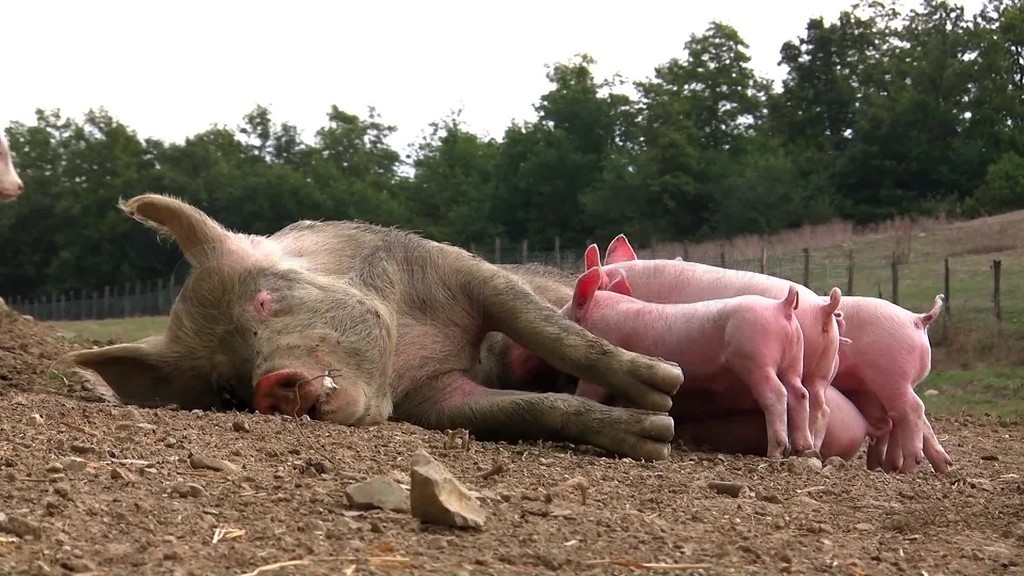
[5,0,986,156]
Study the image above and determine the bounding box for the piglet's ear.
[606,275,633,297]
[572,267,603,314]
[584,244,601,271]
[605,234,638,264]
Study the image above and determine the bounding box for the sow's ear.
[62,336,221,410]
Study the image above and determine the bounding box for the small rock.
[0,513,42,540]
[48,474,68,483]
[823,456,846,468]
[786,457,823,474]
[757,493,784,505]
[427,535,448,549]
[854,522,874,531]
[53,484,72,498]
[302,518,326,534]
[231,419,251,433]
[45,463,64,474]
[705,480,753,498]
[59,558,96,573]
[26,414,44,426]
[110,468,134,482]
[141,468,159,479]
[169,482,207,498]
[189,455,241,475]
[409,450,486,528]
[369,520,384,533]
[345,476,411,512]
[981,454,999,462]
[789,495,822,508]
[59,458,88,473]
[69,444,95,455]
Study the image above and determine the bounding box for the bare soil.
[1,314,1023,576]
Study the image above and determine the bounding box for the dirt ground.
[1,313,1023,576]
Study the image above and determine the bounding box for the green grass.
[920,366,1024,419]
[47,316,169,345]
[44,315,1024,419]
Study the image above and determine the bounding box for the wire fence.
[4,241,1020,332]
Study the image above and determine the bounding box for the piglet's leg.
[745,370,791,459]
[920,415,953,473]
[395,373,675,461]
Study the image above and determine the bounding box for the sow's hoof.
[585,409,675,462]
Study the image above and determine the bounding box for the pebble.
[345,476,411,512]
[231,419,251,433]
[110,468,134,482]
[69,443,95,455]
[169,483,207,498]
[45,462,65,474]
[706,480,754,498]
[854,522,874,531]
[59,457,88,473]
[786,457,823,474]
[0,513,42,540]
[26,414,44,426]
[189,455,241,475]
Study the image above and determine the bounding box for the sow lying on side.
[63,194,684,462]
[602,234,952,474]
[0,134,25,201]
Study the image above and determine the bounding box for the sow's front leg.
[471,267,683,412]
[395,373,675,461]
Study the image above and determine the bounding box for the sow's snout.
[253,368,335,418]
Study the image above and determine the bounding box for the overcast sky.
[5,0,985,155]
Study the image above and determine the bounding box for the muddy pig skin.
[590,237,844,455]
[62,194,686,462]
[0,134,25,201]
[563,262,811,459]
[599,234,952,474]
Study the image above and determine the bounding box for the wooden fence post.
[682,242,689,261]
[759,246,767,275]
[847,249,855,296]
[993,259,1002,323]
[891,251,900,306]
[719,250,726,268]
[520,239,528,264]
[554,236,561,268]
[802,248,811,289]
[494,238,501,264]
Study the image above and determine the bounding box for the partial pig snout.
[253,369,322,417]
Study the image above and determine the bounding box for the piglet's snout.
[253,369,323,418]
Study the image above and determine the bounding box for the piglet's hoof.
[799,449,823,461]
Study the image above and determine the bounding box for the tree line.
[1,0,1021,298]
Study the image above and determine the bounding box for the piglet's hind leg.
[396,372,675,461]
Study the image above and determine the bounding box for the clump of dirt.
[0,307,92,394]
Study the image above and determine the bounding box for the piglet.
[564,262,812,459]
[0,134,24,201]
